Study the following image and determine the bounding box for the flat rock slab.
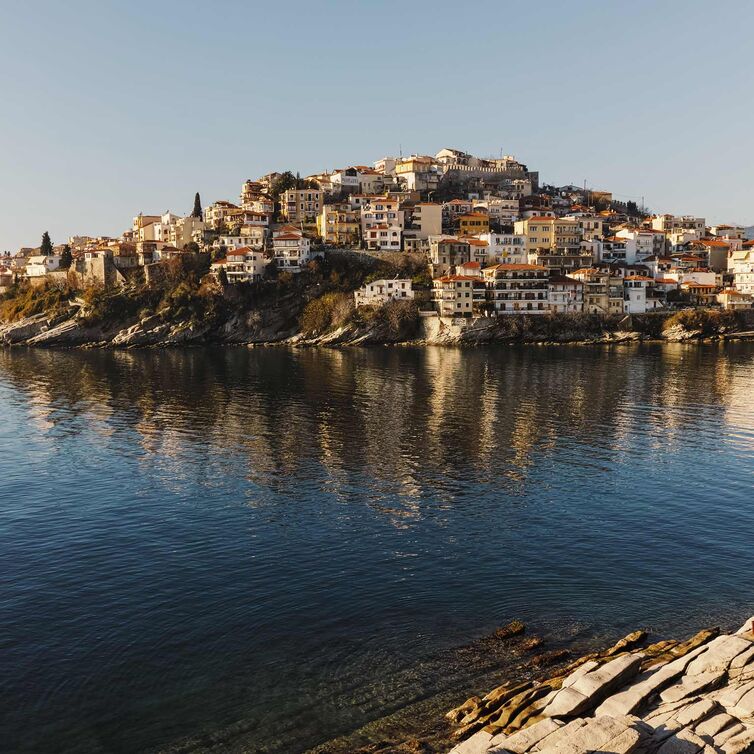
[685,635,752,676]
[488,717,562,753]
[595,644,710,718]
[659,669,725,703]
[448,729,494,754]
[536,715,642,754]
[542,654,643,718]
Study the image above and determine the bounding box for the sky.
[1,0,753,252]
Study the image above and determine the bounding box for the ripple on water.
[0,344,753,753]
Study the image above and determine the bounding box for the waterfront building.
[431,275,483,317]
[571,268,610,314]
[548,275,584,313]
[482,263,550,314]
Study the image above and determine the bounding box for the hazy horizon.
[2,0,753,252]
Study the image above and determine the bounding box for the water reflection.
[1,343,754,754]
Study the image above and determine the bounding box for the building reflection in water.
[1,342,752,523]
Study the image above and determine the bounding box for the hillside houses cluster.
[2,147,753,315]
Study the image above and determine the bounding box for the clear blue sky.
[1,0,752,252]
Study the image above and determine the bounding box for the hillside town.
[2,147,754,319]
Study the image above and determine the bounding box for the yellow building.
[458,212,490,236]
[318,203,360,246]
[514,216,581,252]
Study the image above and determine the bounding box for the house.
[729,249,754,295]
[651,214,706,237]
[0,265,14,291]
[432,275,482,317]
[616,228,667,260]
[203,201,239,230]
[279,188,323,224]
[717,289,752,310]
[682,281,718,306]
[548,275,584,313]
[480,232,527,265]
[697,238,731,272]
[528,248,594,275]
[221,247,267,283]
[318,203,361,246]
[360,195,403,235]
[429,237,471,277]
[364,224,402,251]
[482,263,550,314]
[25,254,61,278]
[514,216,581,253]
[473,198,519,225]
[461,237,490,266]
[458,212,490,236]
[407,203,442,239]
[623,275,653,313]
[272,228,312,272]
[394,156,441,191]
[354,279,414,307]
[571,268,610,314]
[457,261,483,278]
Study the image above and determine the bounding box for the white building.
[222,247,267,283]
[272,229,312,272]
[548,275,584,313]
[480,232,527,264]
[623,275,653,313]
[354,279,414,307]
[728,249,754,294]
[364,224,402,251]
[25,254,61,278]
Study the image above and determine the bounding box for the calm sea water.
[1,344,753,753]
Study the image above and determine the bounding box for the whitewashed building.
[354,279,414,307]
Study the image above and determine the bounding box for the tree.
[40,231,53,256]
[269,171,298,200]
[60,244,72,269]
[192,192,202,218]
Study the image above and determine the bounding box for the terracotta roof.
[624,275,653,282]
[654,278,679,284]
[274,233,304,241]
[460,261,481,268]
[484,263,547,271]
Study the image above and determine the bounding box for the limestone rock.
[684,635,752,676]
[487,717,562,753]
[659,669,725,703]
[447,729,494,754]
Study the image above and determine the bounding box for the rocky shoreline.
[3,305,754,349]
[442,617,754,754]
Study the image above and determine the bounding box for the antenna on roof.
[399,143,403,158]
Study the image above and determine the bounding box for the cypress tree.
[40,231,53,256]
[192,192,202,218]
[60,244,73,269]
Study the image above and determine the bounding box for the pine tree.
[192,192,202,218]
[40,231,53,256]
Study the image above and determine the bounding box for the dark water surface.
[1,344,753,753]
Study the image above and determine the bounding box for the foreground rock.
[446,617,754,754]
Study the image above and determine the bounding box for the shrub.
[300,292,354,336]
[0,283,74,322]
[663,308,736,335]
